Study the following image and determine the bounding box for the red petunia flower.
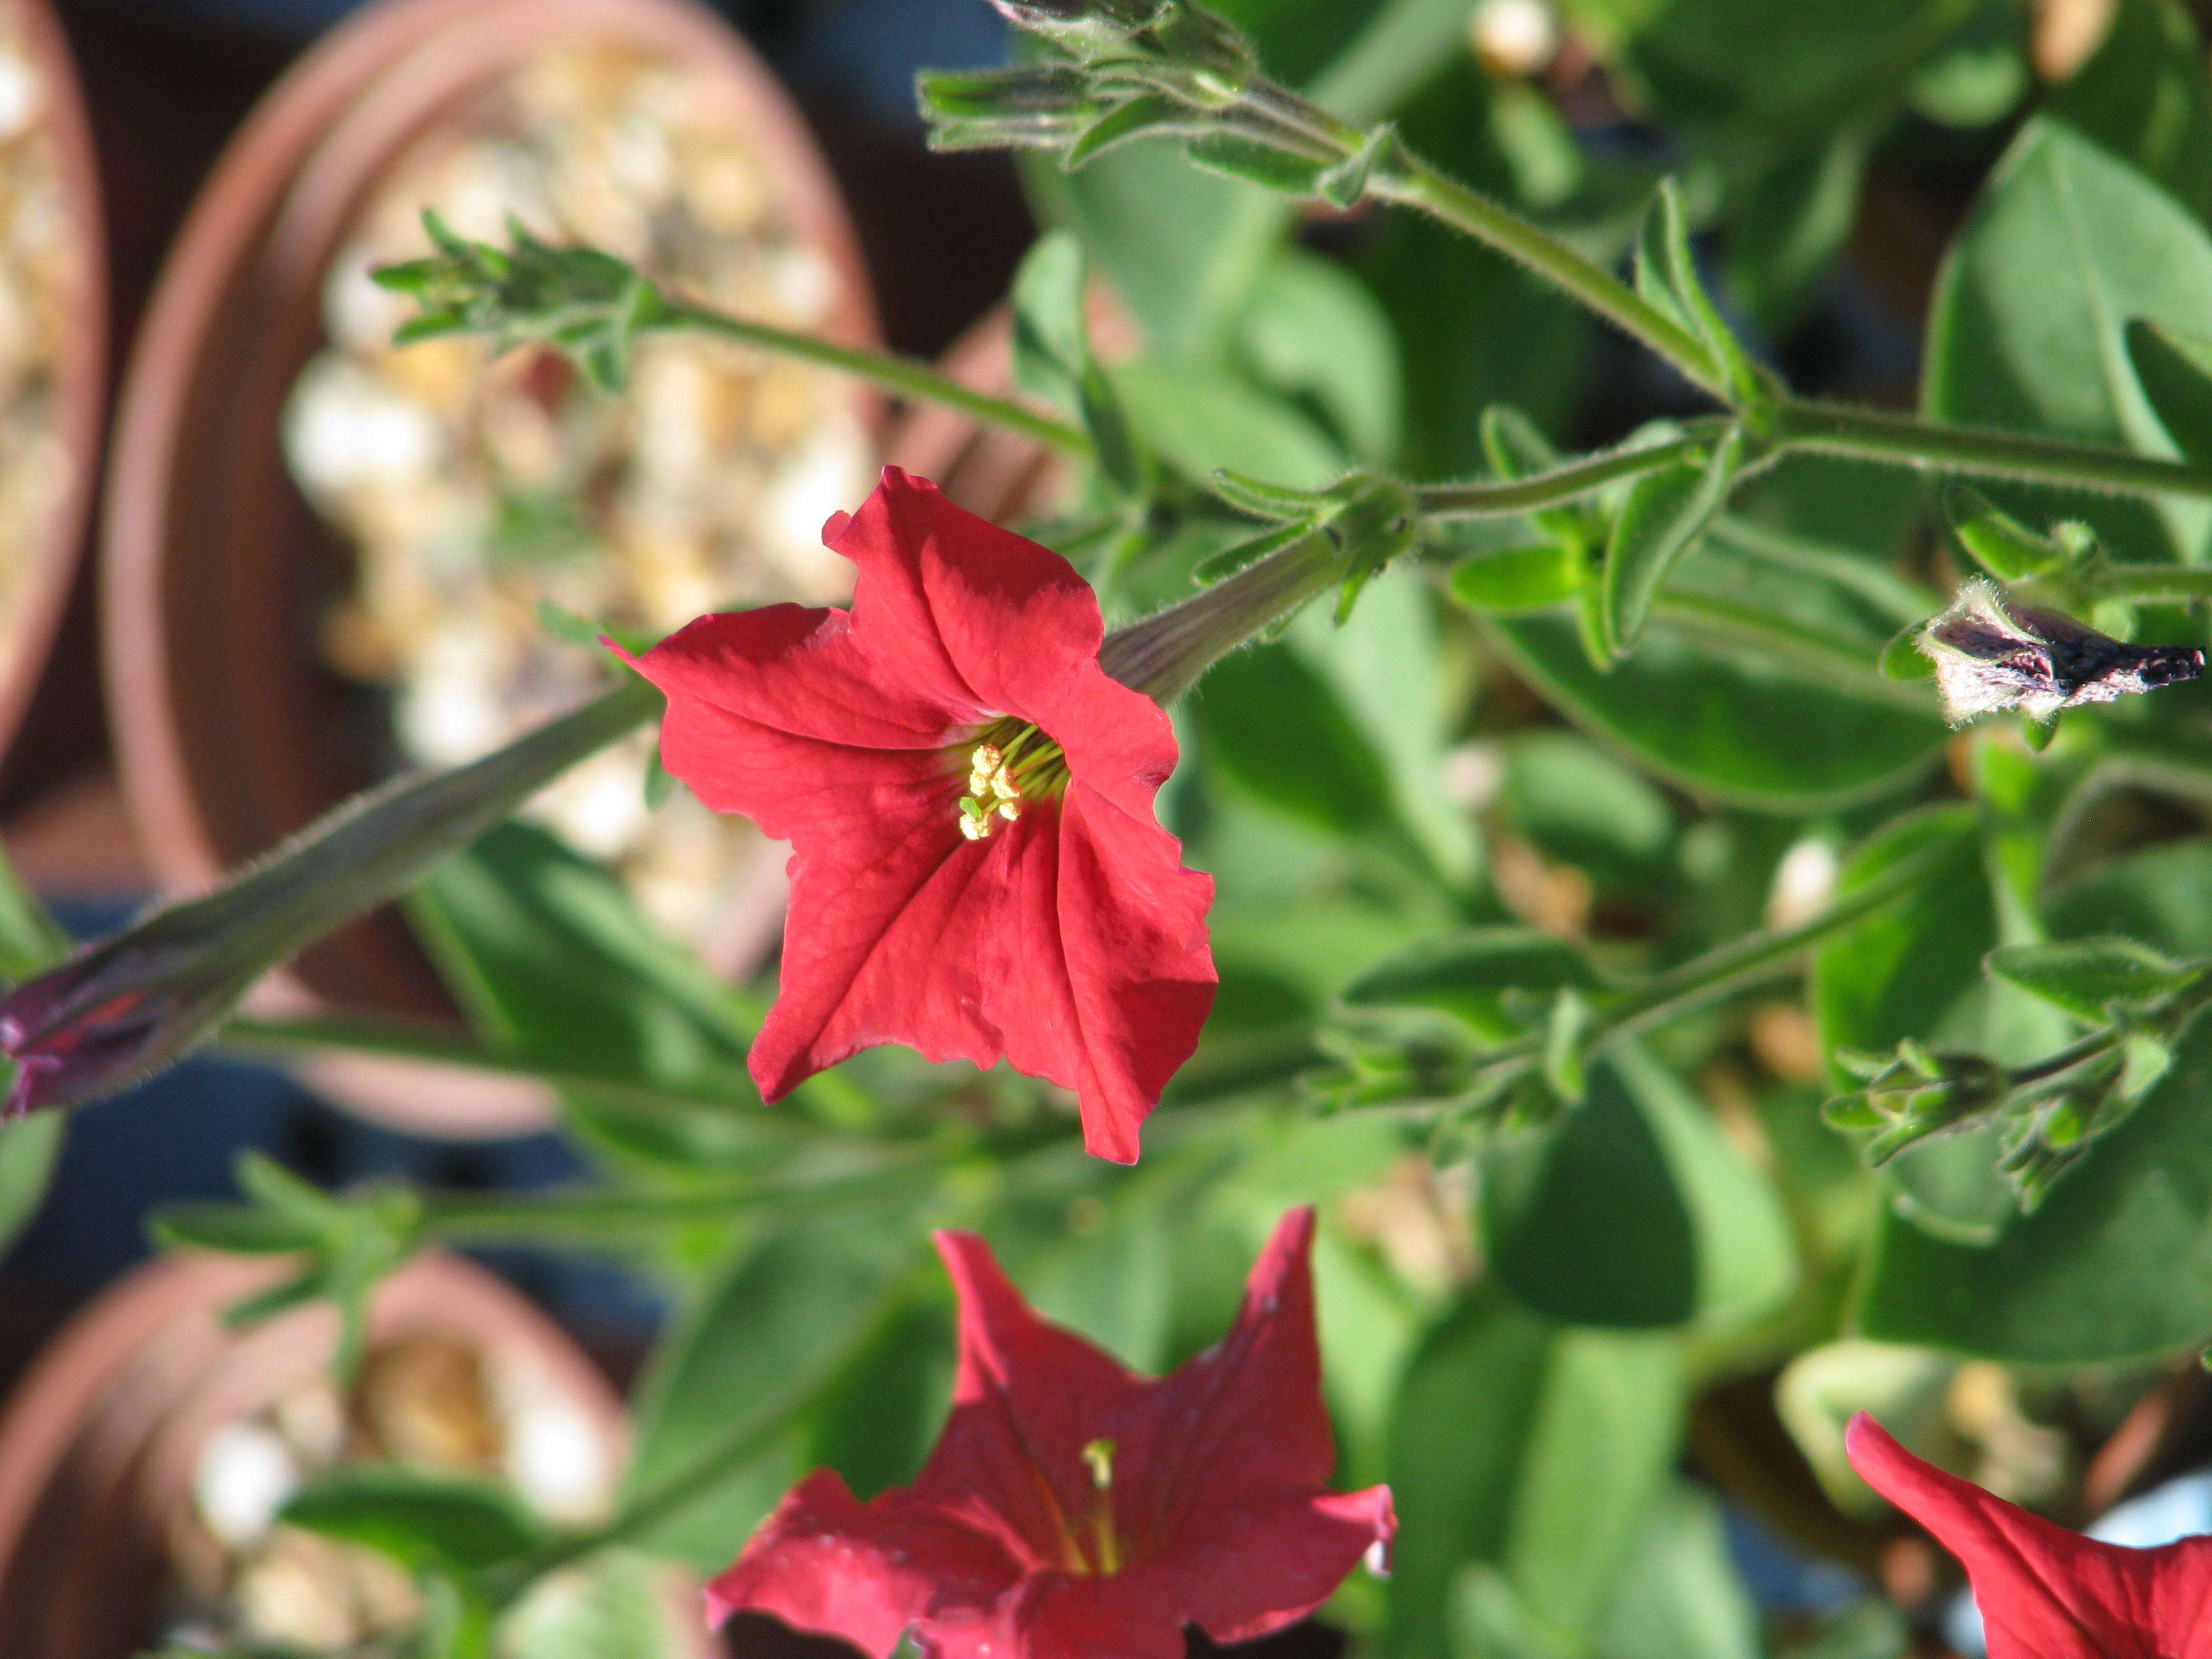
[619,466,1215,1164]
[1847,1412,2212,1659]
[706,1205,1395,1659]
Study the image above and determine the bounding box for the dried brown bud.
[1917,579,2202,726]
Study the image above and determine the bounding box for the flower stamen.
[1080,1438,1122,1575]
[955,723,1068,839]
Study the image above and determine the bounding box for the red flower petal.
[1846,1412,2212,1659]
[703,1469,1025,1657]
[990,785,1214,1163]
[622,468,1215,1162]
[830,468,1113,725]
[1106,1487,1397,1648]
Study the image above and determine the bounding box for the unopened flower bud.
[0,683,657,1115]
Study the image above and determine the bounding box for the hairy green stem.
[1413,428,1717,517]
[2073,562,2212,602]
[218,1008,880,1126]
[1386,838,1949,1112]
[1770,398,2212,500]
[417,1162,935,1240]
[1607,839,1950,1036]
[1367,152,1731,403]
[653,297,1090,457]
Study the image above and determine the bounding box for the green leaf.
[621,1209,918,1574]
[2125,318,2212,469]
[152,1201,321,1255]
[1623,0,1968,138]
[1595,1483,1763,1659]
[1634,180,1760,406]
[1025,138,1279,356]
[1600,427,1746,658]
[1013,232,1106,413]
[1448,542,1586,612]
[1540,988,1591,1103]
[1290,567,1478,885]
[1503,731,1677,889]
[1727,125,1879,331]
[0,1112,60,1258]
[1984,937,2200,1023]
[408,822,754,1103]
[1945,487,2068,579]
[2046,0,2212,221]
[1180,131,1330,196]
[1925,117,2212,560]
[1343,928,1599,1041]
[2046,839,2212,955]
[1479,1042,1796,1330]
[1857,1004,2212,1359]
[1812,807,2066,1242]
[1485,613,1945,810]
[282,1467,546,1577]
[1110,359,1343,487]
[0,844,66,983]
[1009,230,1143,494]
[1193,642,1404,842]
[1385,1290,1683,1659]
[1353,73,1590,478]
[499,1551,695,1659]
[1235,249,1402,462]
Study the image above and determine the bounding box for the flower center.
[956,718,1068,841]
[1067,1437,1122,1575]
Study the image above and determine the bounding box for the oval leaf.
[2125,316,2212,469]
[1985,936,2199,1024]
[1486,613,1945,809]
[1599,428,1744,659]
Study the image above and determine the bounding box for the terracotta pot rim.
[102,0,874,897]
[0,0,107,769]
[0,1249,650,1654]
[99,0,875,1135]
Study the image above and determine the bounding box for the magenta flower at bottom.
[707,1206,1395,1659]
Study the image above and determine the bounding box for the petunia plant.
[29,0,2212,1656]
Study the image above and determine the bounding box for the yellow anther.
[959,741,1025,838]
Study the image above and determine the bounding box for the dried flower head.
[1916,579,2203,726]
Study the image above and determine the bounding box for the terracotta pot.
[0,0,106,789]
[100,0,878,1136]
[0,1248,711,1658]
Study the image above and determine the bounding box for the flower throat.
[957,716,1067,840]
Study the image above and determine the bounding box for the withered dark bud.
[1917,579,2203,726]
